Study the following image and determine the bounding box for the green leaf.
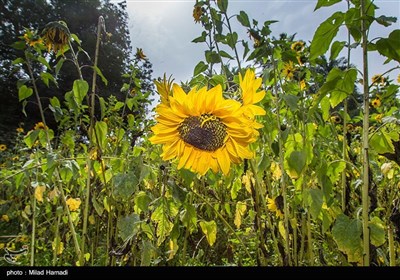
[226,32,238,49]
[320,95,331,121]
[71,33,81,45]
[305,188,323,219]
[205,51,221,64]
[369,216,386,247]
[231,178,241,200]
[329,68,358,108]
[134,191,152,214]
[12,58,25,65]
[288,150,306,176]
[113,172,138,200]
[209,75,226,89]
[237,11,250,27]
[376,30,400,63]
[330,41,346,60]
[181,203,197,233]
[18,85,33,101]
[93,65,108,86]
[151,198,175,245]
[24,130,39,148]
[72,79,89,105]
[55,57,65,77]
[327,161,346,184]
[40,72,57,87]
[345,8,362,43]
[282,94,299,111]
[219,50,234,59]
[92,196,104,216]
[94,121,108,150]
[199,220,217,246]
[99,97,106,120]
[332,214,363,263]
[192,31,207,43]
[37,56,51,70]
[370,131,395,154]
[314,0,341,11]
[117,213,140,242]
[114,101,125,111]
[375,15,397,27]
[217,0,228,12]
[193,61,208,76]
[310,12,344,60]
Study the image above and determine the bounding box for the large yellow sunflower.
[150,69,265,175]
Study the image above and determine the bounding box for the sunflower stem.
[52,211,62,266]
[30,191,37,266]
[360,0,370,266]
[388,224,396,266]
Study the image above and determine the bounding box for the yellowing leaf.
[89,215,95,225]
[278,221,287,241]
[199,220,217,247]
[168,239,179,260]
[66,197,81,211]
[234,201,247,229]
[84,253,90,262]
[52,238,64,255]
[34,185,46,203]
[271,162,282,181]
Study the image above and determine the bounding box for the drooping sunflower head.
[193,5,203,23]
[135,48,146,60]
[267,195,284,219]
[41,21,70,53]
[150,71,265,176]
[371,74,386,86]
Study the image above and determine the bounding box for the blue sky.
[125,0,400,83]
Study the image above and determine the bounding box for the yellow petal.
[216,149,230,175]
[178,145,193,170]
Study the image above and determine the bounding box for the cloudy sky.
[125,0,399,83]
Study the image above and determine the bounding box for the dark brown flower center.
[178,114,227,151]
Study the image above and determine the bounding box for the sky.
[124,0,400,83]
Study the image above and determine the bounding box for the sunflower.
[282,61,295,80]
[41,21,70,53]
[330,115,342,124]
[193,5,203,23]
[267,195,284,219]
[0,144,7,152]
[371,74,386,86]
[23,30,43,47]
[150,69,265,175]
[135,48,146,60]
[291,41,305,52]
[34,122,48,130]
[16,127,24,134]
[371,98,381,108]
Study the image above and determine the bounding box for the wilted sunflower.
[267,195,284,219]
[150,69,265,175]
[193,5,203,23]
[135,48,146,60]
[371,98,381,108]
[371,74,386,86]
[41,21,70,53]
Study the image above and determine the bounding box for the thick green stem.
[360,0,370,266]
[388,224,395,266]
[307,211,314,265]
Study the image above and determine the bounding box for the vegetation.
[0,0,399,266]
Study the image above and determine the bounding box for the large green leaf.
[288,150,306,176]
[151,198,178,246]
[327,161,346,184]
[370,131,396,154]
[94,121,108,150]
[237,11,250,27]
[304,188,323,219]
[310,11,344,60]
[180,203,197,233]
[117,213,140,242]
[332,214,363,263]
[18,85,33,101]
[72,79,89,105]
[314,0,341,11]
[113,172,138,200]
[199,220,217,247]
[376,30,400,63]
[370,216,386,247]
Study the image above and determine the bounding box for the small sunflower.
[330,115,342,124]
[135,48,146,60]
[282,61,295,80]
[193,5,203,23]
[371,98,381,108]
[371,74,386,86]
[34,122,48,130]
[267,195,284,219]
[150,69,265,175]
[375,113,383,122]
[291,41,305,52]
[41,21,70,53]
[23,30,43,47]
[300,80,306,90]
[0,144,7,152]
[16,127,24,134]
[66,198,81,212]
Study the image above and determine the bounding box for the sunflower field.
[1,0,400,267]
